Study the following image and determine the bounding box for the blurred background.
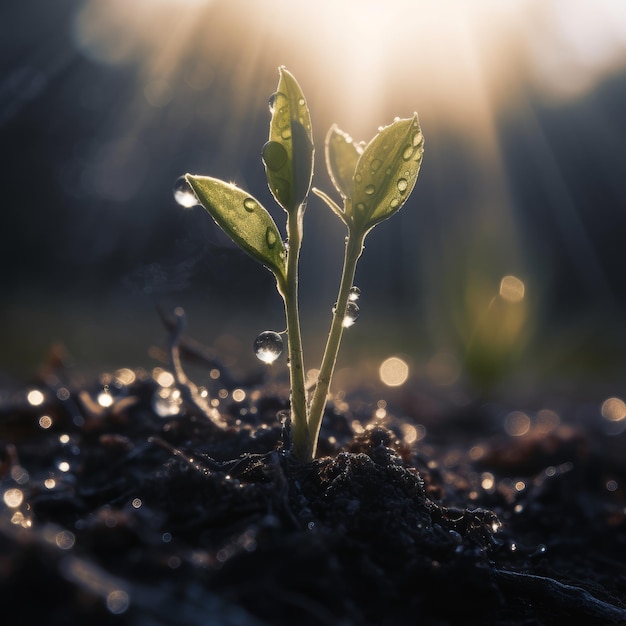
[2,0,626,411]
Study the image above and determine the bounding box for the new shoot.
[179,67,424,462]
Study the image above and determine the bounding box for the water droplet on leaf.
[348,286,361,301]
[397,178,408,193]
[243,198,257,212]
[254,331,283,364]
[371,159,381,172]
[268,92,278,113]
[390,198,400,208]
[173,176,198,208]
[262,141,288,171]
[281,127,292,140]
[364,184,375,195]
[355,173,362,183]
[265,227,278,248]
[402,146,413,160]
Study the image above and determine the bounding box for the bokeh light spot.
[379,357,409,387]
[3,488,24,508]
[504,411,531,436]
[499,275,525,303]
[601,397,626,421]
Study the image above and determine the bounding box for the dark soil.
[2,337,626,625]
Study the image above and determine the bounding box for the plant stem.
[307,231,364,459]
[283,205,311,461]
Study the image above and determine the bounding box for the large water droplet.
[364,184,375,195]
[262,141,288,171]
[348,286,361,301]
[243,198,256,212]
[173,176,199,208]
[397,178,408,193]
[402,146,413,160]
[254,331,283,364]
[412,132,422,147]
[332,301,360,328]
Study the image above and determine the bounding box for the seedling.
[181,67,424,462]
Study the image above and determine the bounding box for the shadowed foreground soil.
[1,340,626,625]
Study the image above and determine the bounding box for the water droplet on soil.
[173,176,198,208]
[254,331,283,363]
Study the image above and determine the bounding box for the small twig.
[494,568,626,623]
[156,305,247,388]
[167,307,227,429]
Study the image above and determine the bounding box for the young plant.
[182,67,424,462]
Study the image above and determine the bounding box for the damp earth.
[1,320,626,625]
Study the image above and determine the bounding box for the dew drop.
[265,227,278,249]
[390,198,400,208]
[298,97,305,106]
[412,132,422,147]
[348,286,361,301]
[281,127,292,140]
[332,301,360,328]
[355,173,362,183]
[268,92,278,113]
[243,198,256,212]
[173,176,199,208]
[370,159,381,172]
[364,184,375,195]
[402,146,413,160]
[254,331,283,364]
[397,178,408,193]
[262,141,288,171]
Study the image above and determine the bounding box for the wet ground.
[2,334,626,625]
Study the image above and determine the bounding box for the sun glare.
[72,0,626,135]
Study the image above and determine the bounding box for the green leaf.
[325,124,362,200]
[186,175,286,282]
[263,67,314,213]
[351,114,424,234]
